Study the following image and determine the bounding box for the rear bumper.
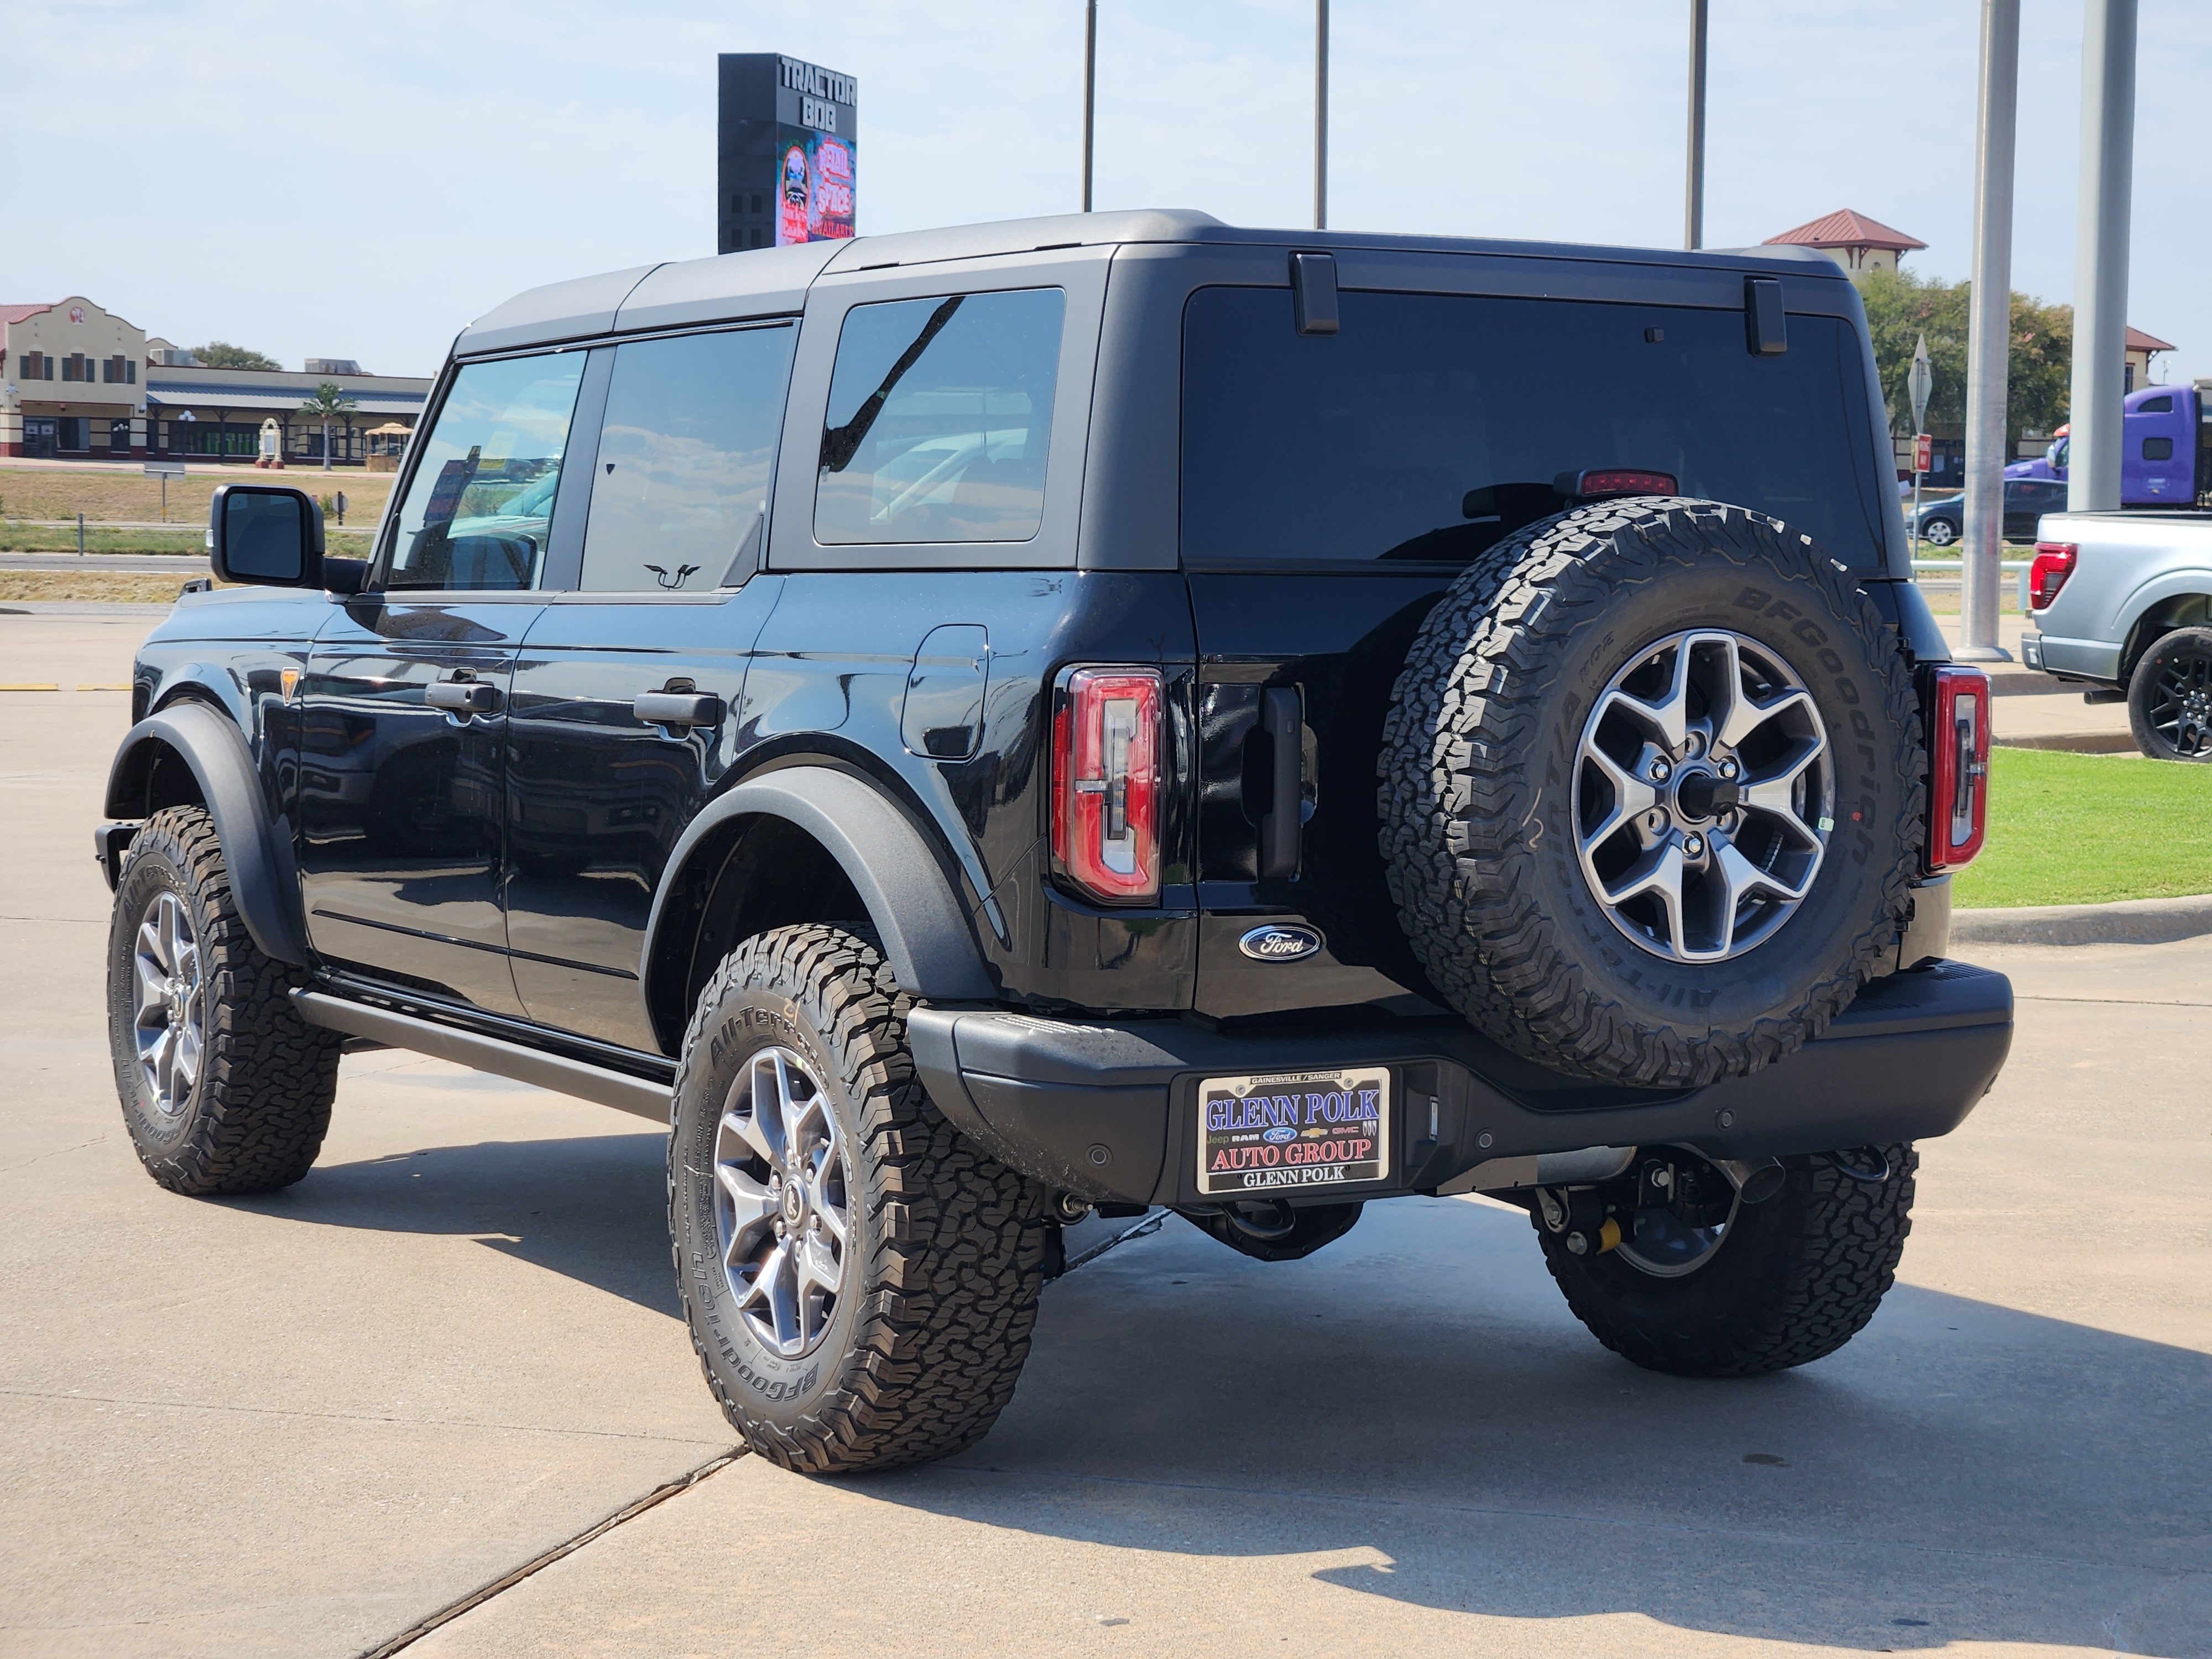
[2023,629,2122,682]
[910,959,2013,1207]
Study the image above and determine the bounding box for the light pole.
[1958,0,2021,663]
[1314,0,1329,230]
[1082,0,1098,212]
[1911,333,1933,553]
[1685,0,1708,250]
[2068,0,2137,513]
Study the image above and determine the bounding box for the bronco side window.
[578,324,796,592]
[386,353,585,591]
[813,287,1065,545]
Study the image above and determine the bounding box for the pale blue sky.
[8,1,2206,388]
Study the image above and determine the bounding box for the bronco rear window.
[1181,287,1887,569]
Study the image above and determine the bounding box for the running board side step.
[293,990,672,1121]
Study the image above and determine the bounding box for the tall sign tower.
[718,53,857,254]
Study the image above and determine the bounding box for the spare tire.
[1379,498,1924,1088]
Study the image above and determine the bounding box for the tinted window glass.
[2140,395,2174,413]
[581,325,795,591]
[815,288,1064,545]
[1182,288,1887,568]
[2143,436,2175,462]
[388,354,584,590]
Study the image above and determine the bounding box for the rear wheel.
[1535,1144,1917,1376]
[2127,625,2212,761]
[669,924,1053,1473]
[105,806,340,1194]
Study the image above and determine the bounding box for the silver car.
[2022,509,2212,759]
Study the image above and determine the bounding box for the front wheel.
[1536,1144,1917,1376]
[668,924,1053,1474]
[106,806,341,1193]
[2127,625,2212,761]
[1922,517,1959,547]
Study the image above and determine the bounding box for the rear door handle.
[633,690,724,728]
[1258,686,1303,879]
[426,677,500,714]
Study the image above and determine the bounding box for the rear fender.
[2118,581,2212,680]
[640,765,999,1051]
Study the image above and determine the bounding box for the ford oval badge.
[1262,1124,1298,1144]
[1238,923,1323,963]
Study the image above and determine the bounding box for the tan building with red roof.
[2125,325,2174,393]
[1,296,147,460]
[2,295,426,463]
[1763,209,1928,279]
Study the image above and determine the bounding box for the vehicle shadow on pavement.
[219,1128,679,1318]
[858,1197,2212,1657]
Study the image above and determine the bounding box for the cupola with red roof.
[1763,210,1928,278]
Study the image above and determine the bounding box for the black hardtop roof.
[455,208,1845,358]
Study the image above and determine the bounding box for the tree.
[1857,270,2073,445]
[301,383,359,473]
[192,341,282,372]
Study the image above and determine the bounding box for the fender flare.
[2116,568,2212,668]
[104,701,309,966]
[641,766,998,1017]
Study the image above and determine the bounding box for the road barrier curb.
[1952,893,2212,947]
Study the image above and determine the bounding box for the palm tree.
[301,382,359,473]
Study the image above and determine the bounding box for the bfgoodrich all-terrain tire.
[1380,497,1925,1088]
[1537,1145,1918,1376]
[106,805,341,1194]
[669,924,1053,1474]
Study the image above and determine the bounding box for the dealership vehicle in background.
[1912,477,2069,547]
[95,212,2010,1476]
[2006,384,2212,507]
[2023,509,2212,759]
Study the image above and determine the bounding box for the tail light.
[1562,467,1679,498]
[1051,666,1163,903]
[2028,541,2077,609]
[1925,666,1991,872]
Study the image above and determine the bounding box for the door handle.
[633,690,724,728]
[1258,686,1303,879]
[426,677,500,714]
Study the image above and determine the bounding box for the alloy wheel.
[712,1046,851,1359]
[132,890,205,1117]
[1574,629,1834,963]
[2145,641,2212,757]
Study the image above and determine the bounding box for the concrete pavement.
[2,609,2208,1658]
[404,931,2212,1659]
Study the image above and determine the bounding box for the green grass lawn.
[1950,748,2212,907]
[0,522,374,557]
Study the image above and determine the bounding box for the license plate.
[1196,1067,1391,1197]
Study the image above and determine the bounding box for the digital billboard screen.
[779,123,854,246]
[719,54,856,255]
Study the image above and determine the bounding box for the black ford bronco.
[98,211,2012,1474]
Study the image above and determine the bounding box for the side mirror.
[209,484,323,588]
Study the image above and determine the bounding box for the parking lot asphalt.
[4,609,2208,1659]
